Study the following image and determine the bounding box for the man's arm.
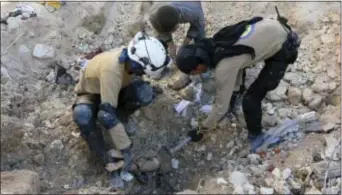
[99,70,132,150]
[185,4,205,43]
[201,60,240,129]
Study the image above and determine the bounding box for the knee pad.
[73,104,96,134]
[97,104,120,129]
[134,81,154,106]
[73,104,94,125]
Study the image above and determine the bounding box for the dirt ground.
[1,1,341,194]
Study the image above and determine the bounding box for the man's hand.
[187,127,204,142]
[167,41,177,60]
[182,37,192,45]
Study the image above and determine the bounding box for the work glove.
[187,127,204,142]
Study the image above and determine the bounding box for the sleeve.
[186,5,205,40]
[201,61,240,129]
[99,69,122,108]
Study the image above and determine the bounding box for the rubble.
[33,44,56,59]
[0,1,340,194]
[229,171,249,186]
[287,87,302,105]
[1,169,40,194]
[260,187,274,194]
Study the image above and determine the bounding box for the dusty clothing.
[202,19,289,129]
[74,47,133,108]
[148,1,205,42]
[74,47,134,150]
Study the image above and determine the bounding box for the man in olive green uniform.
[175,16,301,152]
[72,32,171,185]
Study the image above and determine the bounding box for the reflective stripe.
[239,24,255,40]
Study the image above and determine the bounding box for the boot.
[168,72,191,90]
[83,131,111,164]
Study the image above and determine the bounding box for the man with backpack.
[175,11,301,152]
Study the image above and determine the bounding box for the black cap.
[175,45,200,74]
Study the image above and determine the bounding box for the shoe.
[168,73,191,90]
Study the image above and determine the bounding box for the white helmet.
[128,31,171,77]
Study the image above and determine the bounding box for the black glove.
[187,127,204,142]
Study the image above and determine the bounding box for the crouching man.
[131,1,206,88]
[175,14,301,152]
[72,32,171,183]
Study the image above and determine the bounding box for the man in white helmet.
[72,32,171,185]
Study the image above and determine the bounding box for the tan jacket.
[74,47,133,108]
[202,19,288,129]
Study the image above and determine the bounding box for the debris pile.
[0,1,340,194]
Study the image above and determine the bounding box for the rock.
[33,44,56,59]
[250,166,263,177]
[282,168,292,180]
[278,108,290,118]
[229,171,249,186]
[196,145,206,152]
[120,171,134,182]
[49,139,64,150]
[320,34,334,44]
[33,153,45,165]
[46,70,55,83]
[289,179,303,194]
[217,177,228,185]
[312,81,329,93]
[305,186,322,194]
[273,180,291,194]
[104,34,114,45]
[287,87,302,105]
[190,118,198,128]
[171,158,179,169]
[63,184,70,189]
[263,115,278,127]
[325,186,340,194]
[233,185,245,194]
[322,123,335,133]
[176,189,198,194]
[7,17,21,29]
[308,94,323,109]
[302,88,314,103]
[1,66,11,84]
[226,140,235,149]
[260,187,274,194]
[1,170,40,194]
[181,86,195,101]
[243,183,255,193]
[247,154,260,165]
[327,67,338,79]
[207,152,213,161]
[19,44,30,54]
[272,168,281,179]
[267,81,288,101]
[264,176,274,187]
[328,82,337,92]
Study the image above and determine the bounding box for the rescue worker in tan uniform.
[175,15,301,152]
[72,32,171,185]
[130,1,206,89]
